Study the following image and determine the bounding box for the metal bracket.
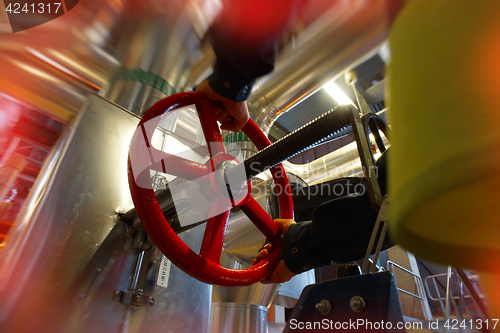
[113,288,155,309]
[112,250,154,310]
[348,105,383,210]
[131,226,153,251]
[361,196,389,274]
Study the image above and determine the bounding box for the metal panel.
[0,94,211,333]
[278,270,316,300]
[283,272,405,333]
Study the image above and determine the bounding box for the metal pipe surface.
[0,0,124,122]
[248,0,403,135]
[210,303,268,333]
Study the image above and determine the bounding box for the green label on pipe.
[112,68,176,97]
[223,132,251,143]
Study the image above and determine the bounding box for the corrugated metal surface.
[275,89,339,133]
[274,54,386,136]
[362,79,386,104]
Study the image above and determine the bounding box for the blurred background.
[2,1,485,333]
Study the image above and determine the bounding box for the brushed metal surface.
[212,254,279,307]
[106,1,206,115]
[283,139,362,184]
[210,303,268,333]
[278,270,316,300]
[0,95,211,333]
[212,282,279,309]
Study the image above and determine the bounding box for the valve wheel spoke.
[199,198,231,262]
[197,101,226,157]
[129,121,209,182]
[148,147,208,180]
[241,197,281,243]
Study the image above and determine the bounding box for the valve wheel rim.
[128,92,294,286]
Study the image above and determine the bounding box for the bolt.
[345,71,358,85]
[350,296,366,313]
[315,299,331,315]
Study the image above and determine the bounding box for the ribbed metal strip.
[362,79,386,105]
[231,106,352,181]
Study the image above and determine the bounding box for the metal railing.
[424,267,486,326]
[387,260,430,320]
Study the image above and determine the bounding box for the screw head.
[350,296,366,313]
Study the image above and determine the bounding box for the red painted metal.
[128,92,293,286]
[241,120,295,221]
[241,197,280,241]
[198,198,230,262]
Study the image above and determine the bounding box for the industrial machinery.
[0,0,491,332]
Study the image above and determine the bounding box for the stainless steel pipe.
[248,0,403,135]
[210,303,268,333]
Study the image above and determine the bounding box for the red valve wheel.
[128,92,294,286]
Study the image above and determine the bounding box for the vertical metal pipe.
[130,250,146,290]
[105,1,208,115]
[445,265,452,329]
